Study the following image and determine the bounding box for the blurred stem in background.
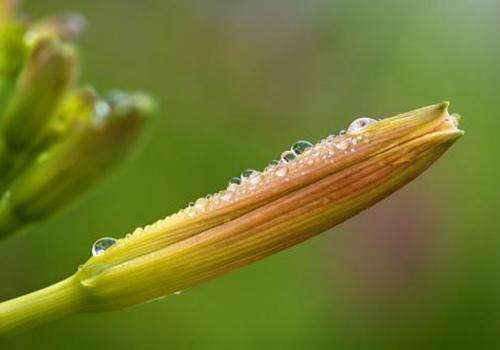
[0,3,156,237]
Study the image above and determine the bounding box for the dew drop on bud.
[274,165,288,177]
[228,177,241,186]
[241,169,256,179]
[326,135,336,144]
[92,237,117,256]
[92,100,111,128]
[249,173,263,185]
[347,117,376,133]
[281,151,296,163]
[264,160,280,172]
[220,190,234,201]
[291,140,313,156]
[195,197,209,210]
[335,140,349,151]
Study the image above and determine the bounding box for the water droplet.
[186,208,196,217]
[173,290,183,295]
[281,151,296,163]
[92,100,111,128]
[228,177,241,186]
[249,172,262,185]
[335,140,349,151]
[274,165,288,177]
[348,117,376,133]
[264,160,280,172]
[326,135,336,144]
[92,237,117,256]
[241,169,256,179]
[220,190,234,201]
[291,140,313,156]
[195,197,209,210]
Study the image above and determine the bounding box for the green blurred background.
[1,0,498,349]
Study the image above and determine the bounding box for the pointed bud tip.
[439,100,450,110]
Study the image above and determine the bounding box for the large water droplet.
[281,151,296,163]
[348,117,376,133]
[291,140,313,156]
[92,237,116,256]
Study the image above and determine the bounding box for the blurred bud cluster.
[0,1,156,237]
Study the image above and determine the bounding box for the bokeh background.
[1,0,498,349]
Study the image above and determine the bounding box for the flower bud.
[29,12,87,40]
[0,91,154,236]
[0,21,27,112]
[75,102,463,310]
[1,37,77,152]
[0,102,463,334]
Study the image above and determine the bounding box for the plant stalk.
[0,276,83,336]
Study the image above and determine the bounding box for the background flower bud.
[0,21,27,114]
[0,91,154,236]
[1,37,77,152]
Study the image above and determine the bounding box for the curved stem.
[0,276,83,336]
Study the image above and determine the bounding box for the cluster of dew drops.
[91,117,377,256]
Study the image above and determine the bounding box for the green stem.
[0,276,83,336]
[0,141,39,237]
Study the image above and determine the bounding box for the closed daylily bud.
[0,22,26,80]
[0,91,154,236]
[35,87,97,151]
[0,21,27,112]
[29,13,87,40]
[0,102,463,334]
[1,37,77,152]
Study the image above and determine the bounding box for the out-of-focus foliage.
[0,3,154,237]
[0,0,497,349]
